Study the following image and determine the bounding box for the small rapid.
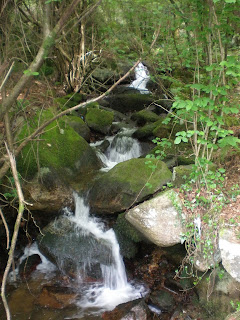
[65,194,147,315]
[129,62,150,94]
[92,129,142,171]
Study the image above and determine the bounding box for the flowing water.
[67,194,146,316]
[129,62,150,94]
[8,194,146,319]
[92,129,142,171]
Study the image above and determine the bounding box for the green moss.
[89,158,172,214]
[114,212,143,258]
[85,108,114,134]
[133,122,157,139]
[110,158,172,193]
[131,109,160,124]
[173,165,193,187]
[17,109,99,178]
[115,212,142,242]
[224,116,240,127]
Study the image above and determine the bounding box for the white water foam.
[69,194,147,314]
[9,242,56,281]
[129,62,150,94]
[92,129,142,171]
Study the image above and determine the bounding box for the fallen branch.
[1,143,26,320]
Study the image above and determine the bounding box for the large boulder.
[89,158,172,214]
[16,109,101,179]
[102,93,156,113]
[64,115,90,142]
[131,109,160,125]
[23,171,73,212]
[38,216,113,277]
[219,229,240,283]
[125,190,185,247]
[85,107,114,134]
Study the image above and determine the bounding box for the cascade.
[129,62,150,94]
[63,194,146,315]
[93,129,142,171]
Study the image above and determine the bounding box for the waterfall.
[129,62,150,94]
[68,193,146,314]
[93,129,142,171]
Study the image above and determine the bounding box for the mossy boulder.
[92,67,117,84]
[133,122,158,140]
[103,93,156,113]
[131,109,160,125]
[172,165,193,187]
[54,93,85,110]
[85,107,114,134]
[114,212,143,258]
[64,115,90,142]
[17,109,101,179]
[88,158,172,214]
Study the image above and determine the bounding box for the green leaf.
[218,136,240,147]
[174,137,182,144]
[225,0,236,3]
[23,70,39,76]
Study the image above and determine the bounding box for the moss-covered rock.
[54,93,85,110]
[88,158,172,214]
[172,165,193,187]
[85,107,114,134]
[131,109,160,125]
[133,122,158,140]
[16,109,101,179]
[64,115,90,142]
[103,93,156,113]
[114,212,143,258]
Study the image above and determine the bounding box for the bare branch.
[1,143,26,320]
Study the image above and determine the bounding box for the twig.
[0,207,10,249]
[1,142,26,320]
[0,62,15,92]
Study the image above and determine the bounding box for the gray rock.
[219,229,240,283]
[125,190,185,247]
[38,216,112,277]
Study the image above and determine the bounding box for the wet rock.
[149,290,175,312]
[36,286,78,309]
[102,299,150,320]
[85,107,114,134]
[131,109,160,125]
[125,190,185,247]
[38,216,112,276]
[19,254,41,279]
[219,228,240,283]
[24,172,73,212]
[65,115,91,142]
[89,158,172,214]
[103,93,156,113]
